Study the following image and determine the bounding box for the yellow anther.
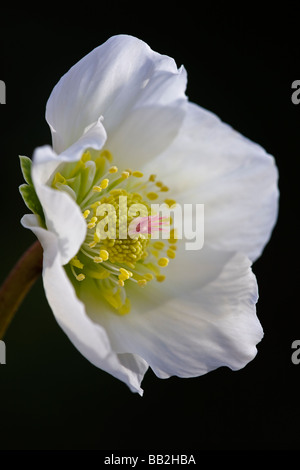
[160,186,169,192]
[149,174,156,182]
[164,199,177,208]
[155,181,163,188]
[99,249,109,261]
[138,279,147,287]
[93,257,103,263]
[144,273,154,281]
[87,216,97,229]
[169,244,177,251]
[88,241,97,248]
[167,249,176,259]
[93,186,102,192]
[156,274,166,282]
[158,257,169,267]
[132,171,144,178]
[125,168,132,175]
[122,171,130,179]
[147,192,159,200]
[100,149,113,161]
[153,241,165,250]
[94,233,101,243]
[100,178,109,189]
[76,274,85,281]
[109,166,118,173]
[118,279,125,287]
[70,258,84,269]
[83,209,90,219]
[90,201,101,210]
[119,267,132,280]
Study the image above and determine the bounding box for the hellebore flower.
[18,35,278,395]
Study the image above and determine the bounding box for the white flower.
[20,35,278,395]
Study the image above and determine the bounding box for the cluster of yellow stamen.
[52,149,178,315]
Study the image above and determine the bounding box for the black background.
[0,3,299,452]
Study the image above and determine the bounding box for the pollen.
[83,210,90,219]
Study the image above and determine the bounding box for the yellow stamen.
[90,201,101,210]
[100,178,109,189]
[138,279,147,287]
[149,174,156,182]
[109,165,118,173]
[153,241,165,250]
[93,257,103,263]
[167,249,176,259]
[94,233,101,243]
[70,258,84,269]
[158,257,169,267]
[76,273,85,281]
[83,210,90,219]
[118,279,124,287]
[156,275,166,282]
[147,192,159,200]
[160,186,169,192]
[164,199,176,208]
[119,267,132,280]
[144,273,154,281]
[132,171,143,178]
[99,249,109,261]
[93,186,102,192]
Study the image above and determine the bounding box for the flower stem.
[0,241,43,339]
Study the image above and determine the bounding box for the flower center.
[52,149,178,315]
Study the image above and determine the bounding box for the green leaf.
[19,155,33,185]
[19,184,44,220]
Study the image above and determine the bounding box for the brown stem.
[0,241,43,339]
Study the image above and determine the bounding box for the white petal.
[31,146,86,265]
[143,102,279,261]
[107,104,185,170]
[46,34,187,154]
[21,214,145,395]
[83,251,263,379]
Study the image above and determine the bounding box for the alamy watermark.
[0,340,6,364]
[291,80,300,105]
[291,340,300,365]
[94,198,204,251]
[0,80,5,104]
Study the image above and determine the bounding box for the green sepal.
[19,156,45,222]
[19,184,44,221]
[19,155,33,185]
